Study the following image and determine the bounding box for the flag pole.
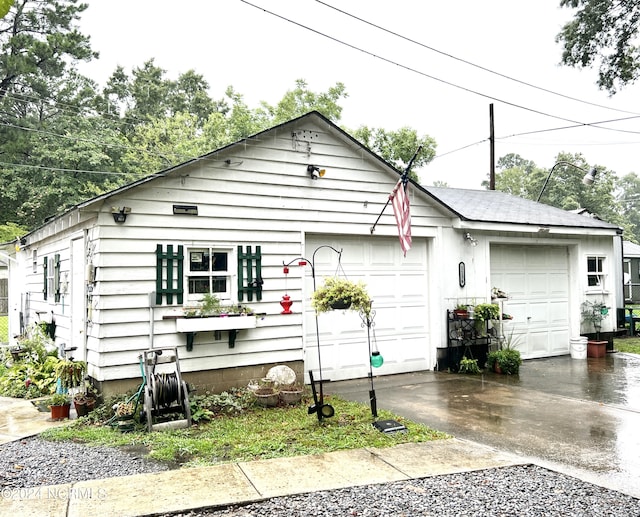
[370,145,423,235]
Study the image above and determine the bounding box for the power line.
[0,160,131,176]
[315,0,640,117]
[240,1,638,134]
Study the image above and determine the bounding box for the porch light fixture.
[537,161,598,202]
[307,164,326,180]
[111,206,131,224]
[464,232,478,246]
[173,204,198,215]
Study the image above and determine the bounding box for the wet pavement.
[327,352,640,499]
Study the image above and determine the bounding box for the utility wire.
[240,1,637,133]
[315,0,640,117]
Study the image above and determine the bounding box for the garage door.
[490,244,570,359]
[304,235,430,382]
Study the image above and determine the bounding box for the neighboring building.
[5,112,623,395]
[623,240,640,304]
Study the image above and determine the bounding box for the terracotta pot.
[50,403,71,421]
[74,398,96,417]
[587,340,607,358]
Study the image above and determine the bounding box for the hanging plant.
[312,277,371,315]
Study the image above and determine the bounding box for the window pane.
[212,252,227,272]
[212,277,227,293]
[587,257,597,273]
[188,277,210,294]
[588,275,601,287]
[190,251,210,272]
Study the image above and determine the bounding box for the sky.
[76,0,640,189]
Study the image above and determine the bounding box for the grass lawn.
[614,336,640,355]
[41,393,449,467]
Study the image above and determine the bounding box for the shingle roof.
[623,240,640,257]
[424,186,620,231]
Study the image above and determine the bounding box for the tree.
[0,0,14,19]
[557,0,640,94]
[351,126,436,177]
[0,0,96,105]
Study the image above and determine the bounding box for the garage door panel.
[305,235,429,381]
[491,245,569,359]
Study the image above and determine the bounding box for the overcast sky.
[78,0,640,189]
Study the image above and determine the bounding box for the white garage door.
[490,244,570,359]
[304,235,430,382]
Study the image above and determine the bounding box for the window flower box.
[175,315,257,333]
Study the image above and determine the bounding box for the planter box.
[175,315,257,333]
[587,340,607,358]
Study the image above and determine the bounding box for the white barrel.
[570,336,588,359]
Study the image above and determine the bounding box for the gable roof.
[424,186,621,232]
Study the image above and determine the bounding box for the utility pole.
[489,103,495,190]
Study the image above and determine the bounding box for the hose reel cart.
[141,347,192,431]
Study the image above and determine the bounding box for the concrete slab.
[328,354,640,499]
[239,448,409,498]
[0,482,73,517]
[368,439,523,479]
[0,396,70,444]
[66,463,260,517]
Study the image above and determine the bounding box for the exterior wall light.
[307,165,326,180]
[464,232,478,246]
[111,206,131,224]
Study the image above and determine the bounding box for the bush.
[458,356,480,374]
[486,348,522,374]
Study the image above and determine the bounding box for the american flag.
[389,176,411,256]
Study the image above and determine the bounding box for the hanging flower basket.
[312,277,371,315]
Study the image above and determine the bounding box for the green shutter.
[155,244,184,305]
[54,254,61,302]
[43,257,48,299]
[237,245,262,302]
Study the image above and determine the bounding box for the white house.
[5,111,622,395]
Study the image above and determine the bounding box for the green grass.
[41,394,449,467]
[614,337,640,355]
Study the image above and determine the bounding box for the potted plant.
[278,382,304,405]
[453,303,469,319]
[581,300,609,358]
[486,330,522,374]
[473,303,500,335]
[73,383,99,417]
[458,356,480,374]
[252,378,279,407]
[54,358,86,390]
[48,393,71,421]
[312,277,371,315]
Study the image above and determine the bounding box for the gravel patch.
[0,436,170,488]
[1,438,639,516]
[163,466,640,517]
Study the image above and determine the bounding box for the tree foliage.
[557,0,640,94]
[351,125,436,179]
[491,152,639,242]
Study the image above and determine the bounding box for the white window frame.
[586,255,607,292]
[185,246,235,302]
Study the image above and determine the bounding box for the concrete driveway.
[327,353,640,499]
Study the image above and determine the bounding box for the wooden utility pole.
[489,103,495,190]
